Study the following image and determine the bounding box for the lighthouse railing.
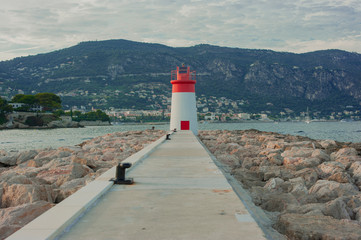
[190,70,196,81]
[171,70,177,81]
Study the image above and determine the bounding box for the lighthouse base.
[170,92,198,135]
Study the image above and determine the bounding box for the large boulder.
[1,183,53,208]
[317,161,346,179]
[250,186,299,213]
[311,149,330,162]
[349,161,361,189]
[281,147,314,159]
[0,153,19,167]
[16,150,38,165]
[319,139,337,149]
[54,178,87,203]
[323,197,352,220]
[309,180,359,202]
[331,147,358,161]
[0,201,54,239]
[293,168,319,189]
[274,213,361,239]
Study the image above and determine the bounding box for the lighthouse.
[170,65,198,135]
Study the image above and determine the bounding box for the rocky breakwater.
[199,129,361,240]
[0,129,165,239]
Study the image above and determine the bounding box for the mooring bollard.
[110,162,133,184]
[173,128,177,132]
[166,134,171,140]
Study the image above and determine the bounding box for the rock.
[347,195,361,212]
[289,177,308,195]
[355,207,361,222]
[1,183,53,208]
[241,157,259,169]
[349,161,361,188]
[327,172,353,184]
[0,154,19,166]
[293,168,319,189]
[55,178,86,203]
[215,154,239,166]
[37,162,92,186]
[16,150,38,165]
[323,197,352,220]
[274,213,361,239]
[260,192,299,212]
[331,147,358,161]
[311,149,330,162]
[264,177,284,190]
[266,141,285,150]
[336,155,361,169]
[260,165,294,181]
[34,149,71,162]
[0,201,54,239]
[319,139,337,149]
[232,168,264,189]
[317,161,346,178]
[286,203,325,215]
[308,180,359,202]
[281,147,314,158]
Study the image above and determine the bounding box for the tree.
[11,94,25,103]
[0,97,13,124]
[35,93,61,110]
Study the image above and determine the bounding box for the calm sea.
[1,121,361,152]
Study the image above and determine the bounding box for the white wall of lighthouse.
[170,92,198,135]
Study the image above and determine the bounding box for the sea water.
[0,121,360,151]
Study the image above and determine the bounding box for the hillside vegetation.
[0,39,360,115]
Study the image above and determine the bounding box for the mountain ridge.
[0,39,360,117]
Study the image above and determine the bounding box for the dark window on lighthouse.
[179,67,187,73]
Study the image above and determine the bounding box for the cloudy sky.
[1,0,361,61]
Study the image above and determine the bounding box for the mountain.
[0,39,361,117]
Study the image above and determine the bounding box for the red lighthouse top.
[171,65,196,93]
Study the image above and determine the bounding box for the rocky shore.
[0,129,165,239]
[0,113,83,130]
[199,129,361,240]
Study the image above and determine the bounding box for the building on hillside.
[9,103,26,109]
[238,113,251,120]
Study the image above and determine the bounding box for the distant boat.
[340,119,353,122]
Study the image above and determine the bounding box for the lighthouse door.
[180,121,190,130]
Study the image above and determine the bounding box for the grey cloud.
[1,0,361,61]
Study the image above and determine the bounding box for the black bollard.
[166,134,171,140]
[173,128,177,132]
[110,162,133,184]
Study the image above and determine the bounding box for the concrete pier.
[8,131,267,240]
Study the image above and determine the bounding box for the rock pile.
[199,129,361,240]
[0,129,165,239]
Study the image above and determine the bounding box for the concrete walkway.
[57,131,266,240]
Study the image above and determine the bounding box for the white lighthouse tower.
[170,65,198,135]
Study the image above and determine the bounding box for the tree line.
[11,93,61,111]
[1,93,110,125]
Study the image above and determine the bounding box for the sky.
[1,0,361,61]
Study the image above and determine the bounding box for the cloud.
[0,0,361,61]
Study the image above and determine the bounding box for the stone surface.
[0,201,54,239]
[274,213,361,240]
[308,180,359,202]
[198,129,361,239]
[0,129,165,238]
